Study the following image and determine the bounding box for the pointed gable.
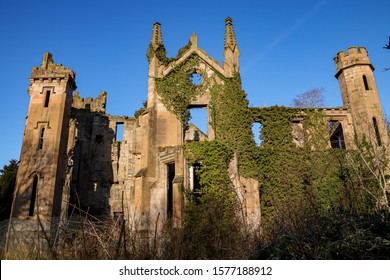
[162,33,225,78]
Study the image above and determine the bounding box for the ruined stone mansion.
[8,18,389,242]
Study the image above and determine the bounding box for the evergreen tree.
[0,159,18,221]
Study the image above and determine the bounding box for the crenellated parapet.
[30,52,76,89]
[72,90,107,113]
[334,46,374,78]
[334,45,389,150]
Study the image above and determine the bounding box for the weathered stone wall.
[11,53,76,235]
[9,20,390,250]
[67,95,142,223]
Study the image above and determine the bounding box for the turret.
[334,46,388,148]
[334,46,373,76]
[10,53,76,243]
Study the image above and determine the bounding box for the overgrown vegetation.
[134,100,147,119]
[3,125,389,260]
[3,46,390,260]
[146,43,175,66]
[181,141,252,259]
[147,41,191,66]
[210,74,258,178]
[155,55,203,129]
[248,103,390,258]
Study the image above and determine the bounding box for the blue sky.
[0,0,389,168]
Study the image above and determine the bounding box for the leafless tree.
[292,87,326,108]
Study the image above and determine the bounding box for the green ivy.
[184,140,233,193]
[149,41,387,245]
[183,141,245,259]
[210,73,258,178]
[147,43,175,66]
[250,107,348,235]
[253,106,301,147]
[155,56,200,129]
[147,40,192,66]
[134,100,147,119]
[176,41,192,59]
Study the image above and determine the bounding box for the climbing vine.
[250,107,304,229]
[155,55,204,129]
[147,41,192,66]
[209,73,259,178]
[253,106,302,147]
[149,40,384,250]
[252,108,353,237]
[176,41,192,59]
[182,141,246,259]
[183,141,233,194]
[147,43,175,66]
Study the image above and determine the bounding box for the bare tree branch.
[292,87,326,108]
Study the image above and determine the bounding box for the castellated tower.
[10,53,76,241]
[334,47,389,148]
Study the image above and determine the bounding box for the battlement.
[30,52,76,82]
[334,46,374,76]
[72,91,107,113]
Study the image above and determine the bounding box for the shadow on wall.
[69,108,115,217]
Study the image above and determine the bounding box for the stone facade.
[7,18,389,244]
[10,53,76,237]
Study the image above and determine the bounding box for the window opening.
[328,121,346,149]
[373,117,382,146]
[252,122,263,146]
[85,103,91,110]
[189,107,208,137]
[192,163,202,202]
[115,123,124,142]
[38,127,45,150]
[29,175,38,216]
[363,75,370,91]
[167,163,175,219]
[292,121,304,147]
[190,73,202,86]
[44,90,51,107]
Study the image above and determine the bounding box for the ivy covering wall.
[209,74,258,178]
[149,46,389,259]
[155,55,203,129]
